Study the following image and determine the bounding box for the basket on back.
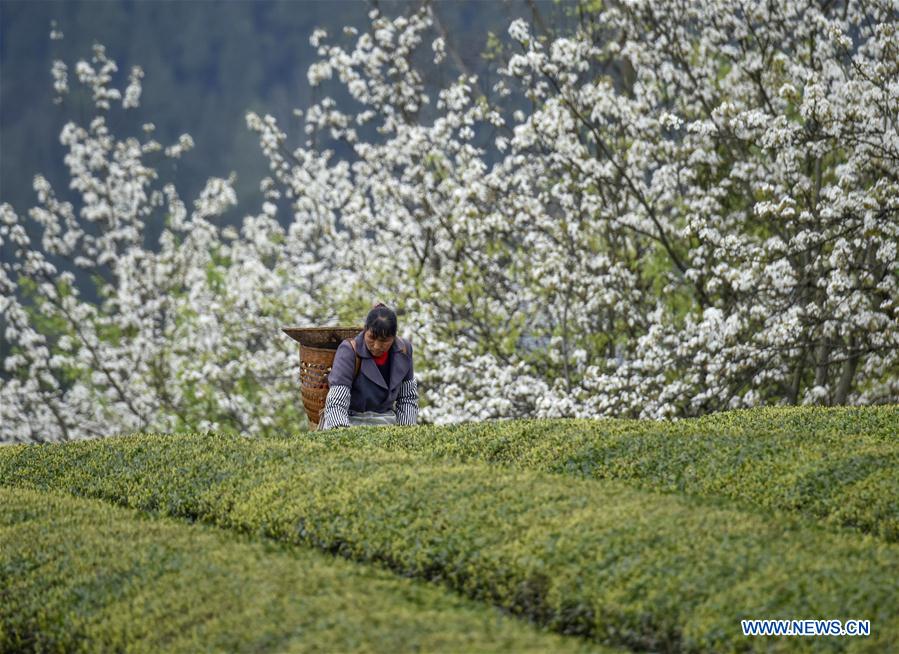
[282,326,361,430]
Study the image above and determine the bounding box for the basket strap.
[347,338,361,379]
[347,335,405,378]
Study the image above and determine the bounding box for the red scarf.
[372,350,389,366]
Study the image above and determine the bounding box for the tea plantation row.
[2,422,895,653]
[1,487,604,654]
[294,407,899,541]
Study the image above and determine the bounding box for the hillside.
[2,407,897,652]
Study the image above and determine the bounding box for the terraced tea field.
[2,407,896,652]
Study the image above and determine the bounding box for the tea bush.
[0,487,604,654]
[296,406,899,541]
[2,422,896,652]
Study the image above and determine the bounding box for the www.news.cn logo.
[742,619,871,637]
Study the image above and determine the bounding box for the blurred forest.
[0,0,571,227]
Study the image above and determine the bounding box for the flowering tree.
[563,0,899,417]
[2,0,897,443]
[0,42,332,442]
[251,0,898,421]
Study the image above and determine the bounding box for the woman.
[319,303,419,430]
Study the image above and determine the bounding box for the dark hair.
[364,303,397,339]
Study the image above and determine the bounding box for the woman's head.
[364,303,397,356]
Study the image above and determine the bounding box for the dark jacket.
[327,331,414,414]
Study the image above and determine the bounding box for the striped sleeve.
[319,384,351,430]
[394,377,419,426]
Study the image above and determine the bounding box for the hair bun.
[373,302,387,308]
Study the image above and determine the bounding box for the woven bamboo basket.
[282,326,361,430]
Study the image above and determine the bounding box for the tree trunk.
[834,337,860,405]
[788,346,807,405]
[814,339,832,403]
